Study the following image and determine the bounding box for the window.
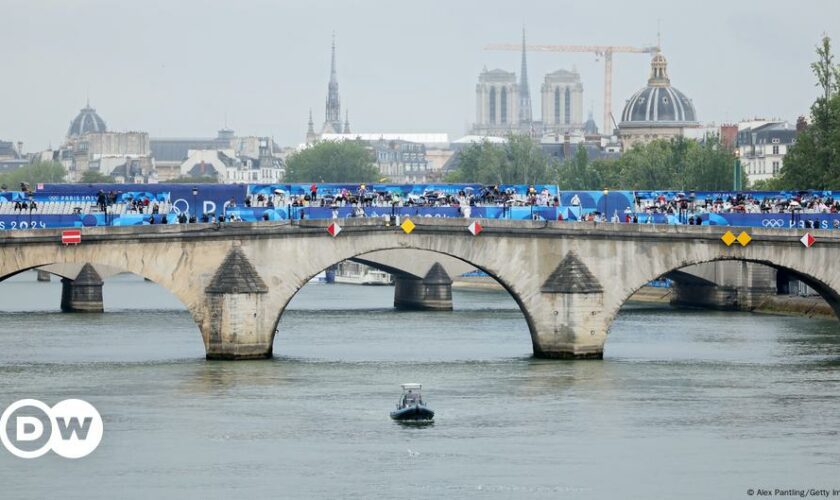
[772,145,779,155]
[773,161,780,174]
[489,87,496,124]
[500,87,508,124]
[772,138,780,144]
[565,87,571,124]
[554,87,560,123]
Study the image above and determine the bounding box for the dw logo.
[0,399,103,459]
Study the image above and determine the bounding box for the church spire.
[306,108,318,144]
[330,32,337,83]
[343,109,351,134]
[518,27,532,123]
[323,32,342,133]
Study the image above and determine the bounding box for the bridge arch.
[267,246,540,354]
[0,252,209,353]
[603,256,840,336]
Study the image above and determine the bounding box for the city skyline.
[1,0,838,152]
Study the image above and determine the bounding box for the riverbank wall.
[453,277,835,319]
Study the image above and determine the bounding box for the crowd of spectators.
[246,185,559,210]
[635,192,839,216]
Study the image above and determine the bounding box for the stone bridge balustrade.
[1,219,839,360]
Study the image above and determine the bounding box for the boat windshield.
[402,391,422,405]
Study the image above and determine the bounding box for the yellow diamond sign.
[401,219,415,234]
[736,231,752,246]
[721,231,736,246]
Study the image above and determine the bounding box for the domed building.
[583,111,599,136]
[67,102,107,139]
[617,53,698,148]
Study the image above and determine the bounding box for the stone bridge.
[0,218,836,360]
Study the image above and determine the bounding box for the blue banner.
[2,184,839,231]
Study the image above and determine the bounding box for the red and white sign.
[327,222,342,237]
[467,221,483,236]
[61,230,81,245]
[800,233,815,248]
[36,183,44,190]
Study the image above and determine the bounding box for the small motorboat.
[390,383,434,422]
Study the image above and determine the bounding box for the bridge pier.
[670,262,777,312]
[60,264,104,313]
[670,283,739,310]
[202,247,274,360]
[530,293,607,359]
[393,263,453,311]
[530,252,607,359]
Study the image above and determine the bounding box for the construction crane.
[485,43,660,133]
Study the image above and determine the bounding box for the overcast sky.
[2,0,839,151]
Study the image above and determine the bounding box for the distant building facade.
[617,53,699,148]
[318,133,451,183]
[151,129,234,180]
[540,70,583,134]
[373,140,430,183]
[719,124,738,151]
[471,31,584,138]
[153,129,284,183]
[736,120,796,184]
[62,131,154,183]
[0,140,27,173]
[473,68,520,136]
[56,103,156,182]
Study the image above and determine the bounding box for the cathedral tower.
[322,34,343,134]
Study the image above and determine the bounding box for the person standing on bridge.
[310,183,318,201]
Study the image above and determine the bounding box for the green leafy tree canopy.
[554,137,736,191]
[0,161,67,190]
[78,170,112,183]
[446,134,554,184]
[284,140,379,183]
[778,35,840,189]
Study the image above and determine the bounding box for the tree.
[812,35,840,101]
[79,170,112,183]
[284,140,379,183]
[779,35,840,189]
[556,146,603,189]
[552,137,736,191]
[681,136,737,190]
[0,161,66,189]
[750,177,785,191]
[617,139,677,189]
[444,140,503,183]
[446,134,554,184]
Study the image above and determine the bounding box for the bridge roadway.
[0,218,836,360]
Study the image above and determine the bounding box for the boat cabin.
[399,383,424,407]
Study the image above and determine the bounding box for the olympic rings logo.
[762,219,785,228]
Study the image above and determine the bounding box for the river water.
[0,272,838,499]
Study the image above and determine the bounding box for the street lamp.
[192,186,198,221]
[603,189,610,223]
